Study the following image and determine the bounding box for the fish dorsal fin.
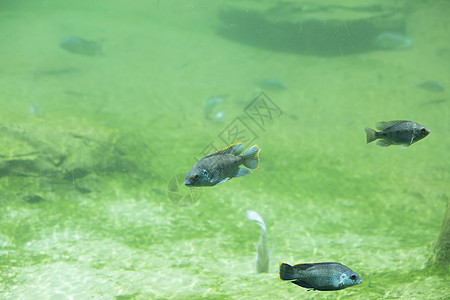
[375,120,409,130]
[205,142,244,157]
[292,263,315,270]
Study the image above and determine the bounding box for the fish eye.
[193,174,199,180]
[421,128,428,134]
[350,275,357,281]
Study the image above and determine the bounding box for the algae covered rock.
[429,198,450,266]
[0,120,151,197]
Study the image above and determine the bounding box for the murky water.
[1,1,449,299]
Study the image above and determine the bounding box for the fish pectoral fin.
[291,280,314,290]
[214,177,230,185]
[376,140,391,147]
[235,167,252,178]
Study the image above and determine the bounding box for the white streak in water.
[246,210,269,273]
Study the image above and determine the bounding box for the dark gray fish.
[279,262,362,291]
[60,37,102,57]
[414,81,445,93]
[23,194,45,204]
[185,143,261,187]
[365,120,430,148]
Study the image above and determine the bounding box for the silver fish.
[185,143,261,187]
[246,210,269,273]
[60,37,102,57]
[373,32,413,50]
[204,97,226,122]
[279,262,362,291]
[365,120,430,148]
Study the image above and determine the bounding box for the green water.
[1,1,449,299]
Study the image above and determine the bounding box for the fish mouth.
[184,180,193,187]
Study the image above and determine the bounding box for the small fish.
[246,210,269,273]
[373,32,413,50]
[423,98,447,105]
[60,37,102,57]
[185,142,261,187]
[23,194,45,204]
[254,79,287,90]
[279,262,362,291]
[414,81,445,93]
[365,120,430,148]
[29,104,41,116]
[204,97,226,123]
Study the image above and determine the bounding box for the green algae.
[0,1,449,299]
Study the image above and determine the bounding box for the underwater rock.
[218,4,408,56]
[0,122,151,198]
[373,32,413,50]
[60,37,102,57]
[429,198,450,266]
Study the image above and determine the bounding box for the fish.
[254,79,287,90]
[414,81,445,93]
[29,104,41,116]
[204,97,226,123]
[364,120,430,148]
[373,32,413,50]
[422,98,447,106]
[279,262,362,291]
[246,210,269,273]
[185,142,261,187]
[60,37,102,57]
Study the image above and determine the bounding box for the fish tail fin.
[242,144,261,170]
[364,127,377,144]
[279,262,296,281]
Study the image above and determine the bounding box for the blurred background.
[0,0,449,299]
